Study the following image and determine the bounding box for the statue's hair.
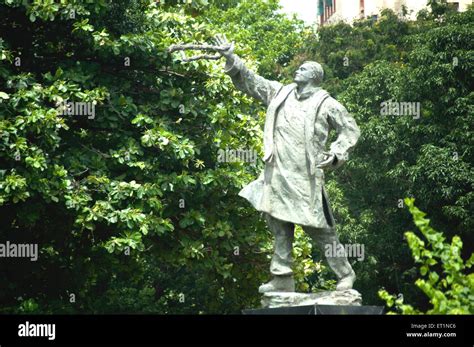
[302,61,324,84]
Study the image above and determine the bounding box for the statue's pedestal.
[242,290,384,315]
[261,289,362,308]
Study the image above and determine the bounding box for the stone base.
[242,304,384,315]
[261,289,362,308]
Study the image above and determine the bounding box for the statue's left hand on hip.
[316,151,337,169]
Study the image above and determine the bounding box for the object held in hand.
[168,43,232,62]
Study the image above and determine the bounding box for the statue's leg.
[303,225,356,290]
[266,213,294,276]
[258,213,295,293]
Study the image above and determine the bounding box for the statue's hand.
[316,151,337,169]
[213,34,235,59]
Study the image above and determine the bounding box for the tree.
[0,0,306,313]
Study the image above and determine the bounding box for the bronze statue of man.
[214,35,361,293]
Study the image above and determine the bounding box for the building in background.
[318,0,472,26]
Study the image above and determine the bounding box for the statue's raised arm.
[213,34,283,106]
[168,35,282,106]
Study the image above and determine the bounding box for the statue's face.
[294,63,315,84]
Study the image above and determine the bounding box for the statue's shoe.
[336,270,356,291]
[258,276,295,293]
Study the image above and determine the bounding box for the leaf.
[54,67,63,78]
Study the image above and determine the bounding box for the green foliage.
[292,226,326,293]
[0,0,304,313]
[379,198,473,314]
[204,0,306,79]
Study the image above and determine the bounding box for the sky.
[278,0,319,24]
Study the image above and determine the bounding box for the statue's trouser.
[264,213,354,280]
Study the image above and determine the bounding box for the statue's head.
[294,61,324,85]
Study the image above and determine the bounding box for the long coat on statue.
[225,57,360,229]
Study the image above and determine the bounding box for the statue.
[170,34,361,296]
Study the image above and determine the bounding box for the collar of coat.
[294,85,322,100]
